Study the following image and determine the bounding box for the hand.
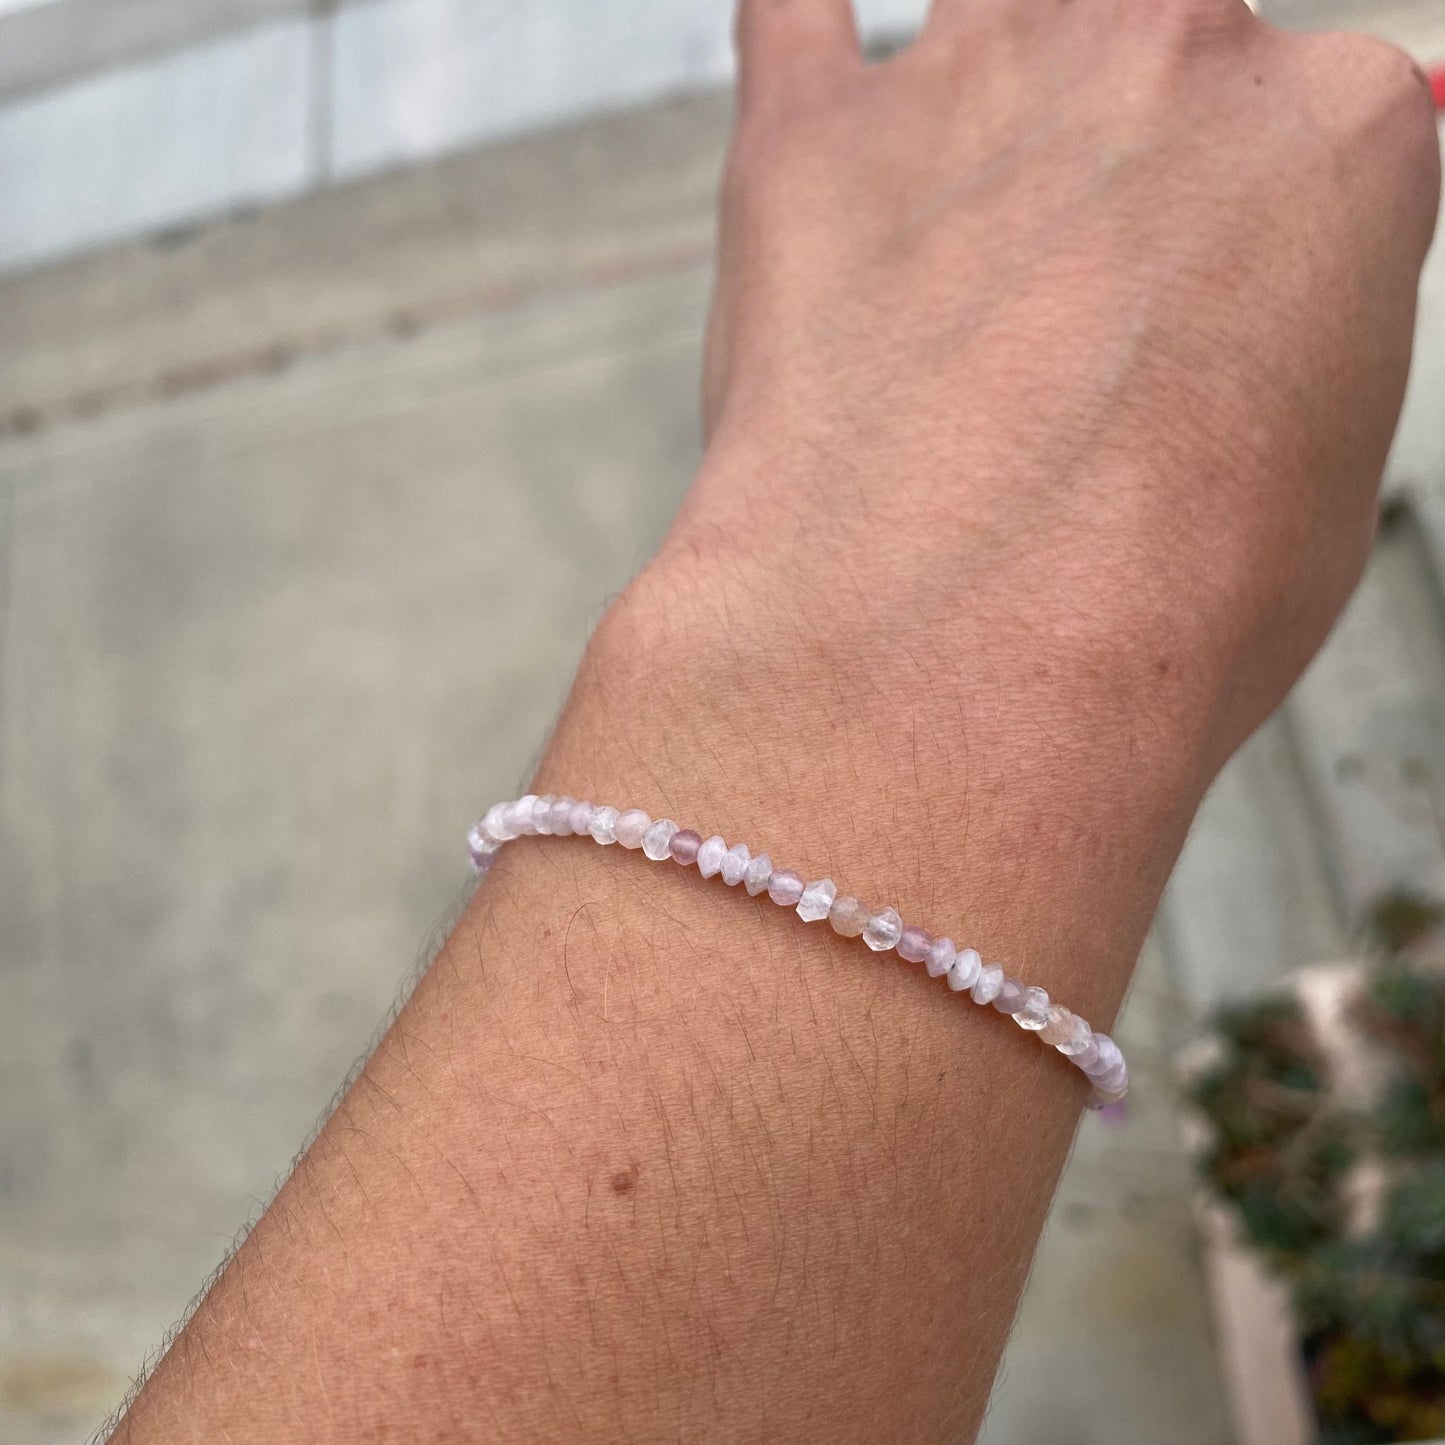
[663,0,1440,782]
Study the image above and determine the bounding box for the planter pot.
[1182,962,1445,1445]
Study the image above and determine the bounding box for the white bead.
[796,878,837,923]
[720,842,751,886]
[589,805,620,844]
[615,807,651,849]
[548,796,576,835]
[507,794,540,835]
[568,799,596,836]
[947,948,981,991]
[642,819,678,861]
[532,795,557,835]
[970,964,1003,1005]
[743,852,773,896]
[925,936,956,979]
[863,907,903,952]
[483,802,518,842]
[696,835,727,878]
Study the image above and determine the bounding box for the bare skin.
[111,1,1439,1441]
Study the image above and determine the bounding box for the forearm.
[113,485,1208,1441]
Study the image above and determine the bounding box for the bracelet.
[467,794,1129,1107]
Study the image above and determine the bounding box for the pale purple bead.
[532,795,560,834]
[470,847,497,875]
[467,824,499,873]
[720,843,752,887]
[971,964,1004,1005]
[993,977,1027,1014]
[948,948,982,992]
[589,805,620,845]
[925,937,956,979]
[615,807,651,849]
[696,835,727,879]
[1083,1035,1123,1078]
[863,907,903,952]
[506,795,540,835]
[1071,1038,1102,1071]
[767,869,805,907]
[743,853,773,896]
[897,926,932,964]
[547,796,576,835]
[642,819,678,861]
[669,829,702,866]
[568,799,596,836]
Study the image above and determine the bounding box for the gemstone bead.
[971,964,1004,1005]
[507,795,540,835]
[829,895,869,937]
[863,907,903,952]
[1014,986,1051,1029]
[1041,1007,1091,1051]
[743,853,773,896]
[796,878,837,923]
[669,829,702,866]
[897,926,932,964]
[720,843,752,886]
[696,835,727,879]
[589,805,620,845]
[615,808,651,849]
[483,802,517,842]
[1072,1038,1102,1071]
[642,819,678,861]
[993,977,1027,1014]
[568,799,596,836]
[768,869,805,907]
[948,948,982,992]
[1083,1035,1123,1078]
[925,937,956,979]
[548,796,576,835]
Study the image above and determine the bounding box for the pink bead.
[897,926,932,963]
[767,869,805,907]
[669,829,702,866]
[614,807,651,849]
[829,895,869,937]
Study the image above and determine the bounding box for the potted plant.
[1187,893,1445,1444]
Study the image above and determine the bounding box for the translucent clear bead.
[568,799,596,836]
[970,964,1004,1005]
[532,795,558,835]
[925,937,956,979]
[863,907,903,952]
[829,895,868,936]
[720,843,752,886]
[589,805,620,845]
[696,835,727,878]
[743,852,773,896]
[548,796,576,835]
[1014,986,1051,1030]
[642,819,678,861]
[768,869,805,906]
[796,878,837,923]
[615,808,651,849]
[948,948,982,992]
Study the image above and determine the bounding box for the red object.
[1429,63,1445,111]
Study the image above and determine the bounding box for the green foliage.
[1192,894,1445,1444]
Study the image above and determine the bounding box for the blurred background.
[1,1,1444,1442]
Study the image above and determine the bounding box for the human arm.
[111,1,1441,1439]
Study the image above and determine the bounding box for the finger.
[735,0,862,109]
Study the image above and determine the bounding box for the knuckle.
[1304,30,1434,122]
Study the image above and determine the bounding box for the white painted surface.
[0,20,312,274]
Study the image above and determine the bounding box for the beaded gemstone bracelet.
[467,794,1128,1107]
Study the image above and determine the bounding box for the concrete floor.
[2,77,1444,1445]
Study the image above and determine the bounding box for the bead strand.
[468,795,1127,1107]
